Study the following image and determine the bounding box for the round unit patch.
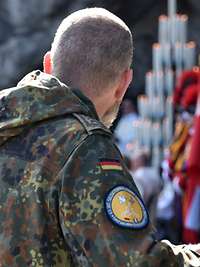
[105,185,149,229]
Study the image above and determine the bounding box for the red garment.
[183,116,200,243]
[174,70,199,107]
[181,84,198,109]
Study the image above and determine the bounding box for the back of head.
[51,8,133,97]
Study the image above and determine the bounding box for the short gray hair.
[51,8,133,96]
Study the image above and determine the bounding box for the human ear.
[43,51,52,74]
[115,69,133,100]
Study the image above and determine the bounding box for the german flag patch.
[98,159,123,171]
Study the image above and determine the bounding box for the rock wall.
[0,0,199,97]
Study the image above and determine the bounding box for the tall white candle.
[168,0,177,18]
[151,97,156,119]
[174,42,183,70]
[137,120,143,146]
[163,118,168,146]
[164,118,173,146]
[152,96,164,120]
[170,15,179,46]
[159,96,165,119]
[155,72,164,98]
[142,120,152,148]
[135,120,145,146]
[138,96,144,118]
[146,120,152,148]
[158,15,169,44]
[152,122,162,146]
[179,15,188,44]
[132,121,140,144]
[165,70,174,96]
[162,44,171,69]
[183,42,196,70]
[153,43,162,72]
[166,96,174,140]
[138,95,150,119]
[145,71,155,100]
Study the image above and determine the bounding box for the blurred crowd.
[114,69,200,245]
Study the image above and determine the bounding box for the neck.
[90,95,109,119]
[82,85,116,120]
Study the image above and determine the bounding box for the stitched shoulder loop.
[73,113,112,136]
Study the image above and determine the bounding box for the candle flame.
[186,41,195,48]
[153,43,161,49]
[180,14,188,22]
[159,15,168,21]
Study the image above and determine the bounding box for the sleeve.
[59,134,185,267]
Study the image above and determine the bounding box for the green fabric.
[0,71,186,266]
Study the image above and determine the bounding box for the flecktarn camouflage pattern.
[0,70,199,266]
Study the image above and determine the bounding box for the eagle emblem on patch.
[105,185,149,229]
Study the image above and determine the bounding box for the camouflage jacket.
[0,71,198,267]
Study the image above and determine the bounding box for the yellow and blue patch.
[105,185,149,229]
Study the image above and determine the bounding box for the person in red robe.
[171,68,200,243]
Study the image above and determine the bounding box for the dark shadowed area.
[0,0,199,97]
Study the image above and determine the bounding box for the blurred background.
[1,0,200,245]
[0,0,199,96]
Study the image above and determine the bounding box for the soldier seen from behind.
[0,7,199,267]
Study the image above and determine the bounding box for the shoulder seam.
[73,113,112,136]
[58,131,112,181]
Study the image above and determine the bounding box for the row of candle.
[153,42,196,72]
[134,0,196,169]
[138,95,164,119]
[130,118,173,149]
[145,70,174,98]
[159,14,188,45]
[138,95,173,121]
